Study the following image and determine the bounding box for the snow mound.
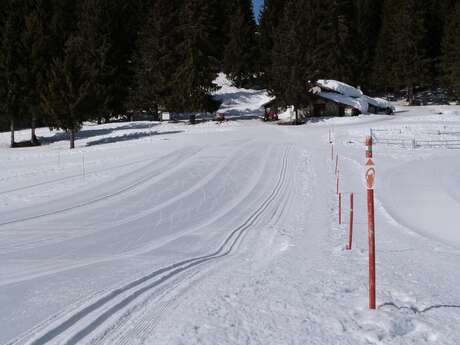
[317,79,364,98]
[213,73,273,117]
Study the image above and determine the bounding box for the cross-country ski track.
[2,106,460,344]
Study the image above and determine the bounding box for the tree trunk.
[10,117,15,148]
[31,114,38,145]
[97,117,102,125]
[69,128,75,149]
[295,107,299,124]
[153,103,159,121]
[407,84,415,105]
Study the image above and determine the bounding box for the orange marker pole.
[347,193,354,250]
[338,192,342,225]
[335,154,339,175]
[336,172,339,195]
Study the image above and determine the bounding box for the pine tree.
[441,1,460,101]
[174,0,220,112]
[258,0,286,88]
[21,0,54,145]
[223,0,258,87]
[352,0,384,89]
[0,0,27,148]
[315,0,355,84]
[131,0,183,114]
[270,0,323,115]
[41,0,109,149]
[372,0,429,103]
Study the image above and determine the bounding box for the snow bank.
[317,79,364,98]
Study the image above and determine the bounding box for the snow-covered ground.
[1,101,460,344]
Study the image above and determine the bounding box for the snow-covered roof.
[317,91,369,113]
[363,95,395,111]
[312,79,394,113]
[316,80,363,99]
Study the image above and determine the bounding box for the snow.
[213,73,273,116]
[1,84,460,345]
[317,79,364,98]
[317,90,370,113]
[314,80,394,114]
[364,95,396,112]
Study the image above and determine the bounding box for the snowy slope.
[1,103,460,345]
[213,73,273,116]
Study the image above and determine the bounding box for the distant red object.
[215,113,226,122]
[264,110,278,121]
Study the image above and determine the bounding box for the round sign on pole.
[366,167,376,190]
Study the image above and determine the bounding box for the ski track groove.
[10,145,291,345]
[0,147,203,227]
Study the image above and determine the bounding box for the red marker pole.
[347,193,354,250]
[335,154,339,176]
[365,135,376,310]
[338,192,342,225]
[336,172,339,195]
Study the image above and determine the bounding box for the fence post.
[347,193,354,250]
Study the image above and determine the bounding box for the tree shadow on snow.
[40,122,161,145]
[85,130,183,146]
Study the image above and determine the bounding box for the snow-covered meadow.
[1,99,460,344]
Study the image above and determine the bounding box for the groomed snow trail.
[2,106,460,344]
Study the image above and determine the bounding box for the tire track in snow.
[10,146,291,345]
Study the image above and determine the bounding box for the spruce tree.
[41,0,108,149]
[258,0,286,89]
[174,0,220,112]
[372,0,429,103]
[223,0,258,87]
[441,1,460,101]
[0,0,26,148]
[352,0,384,89]
[21,0,54,145]
[131,0,183,114]
[270,0,323,115]
[315,0,355,84]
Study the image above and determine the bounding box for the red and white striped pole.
[347,193,354,250]
[365,135,376,310]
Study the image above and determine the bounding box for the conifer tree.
[441,1,460,101]
[41,0,109,149]
[258,0,286,88]
[372,0,429,103]
[315,0,355,84]
[352,0,384,89]
[0,0,26,148]
[21,0,54,145]
[131,0,183,114]
[270,0,323,115]
[174,0,220,112]
[223,0,258,87]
